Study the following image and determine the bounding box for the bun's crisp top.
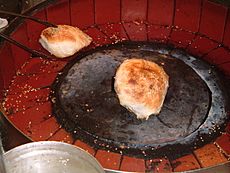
[115,58,169,119]
[41,25,91,43]
[39,25,92,58]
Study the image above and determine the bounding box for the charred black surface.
[51,42,229,158]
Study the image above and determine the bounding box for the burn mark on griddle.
[186,105,198,134]
[156,116,173,128]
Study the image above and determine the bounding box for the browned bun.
[39,25,92,58]
[114,58,169,119]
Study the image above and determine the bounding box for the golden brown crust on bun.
[114,59,169,119]
[39,25,92,58]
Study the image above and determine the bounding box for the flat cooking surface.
[56,45,210,143]
[52,42,228,157]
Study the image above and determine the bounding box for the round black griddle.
[51,42,229,158]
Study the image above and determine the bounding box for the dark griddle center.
[52,42,228,157]
[57,44,210,143]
